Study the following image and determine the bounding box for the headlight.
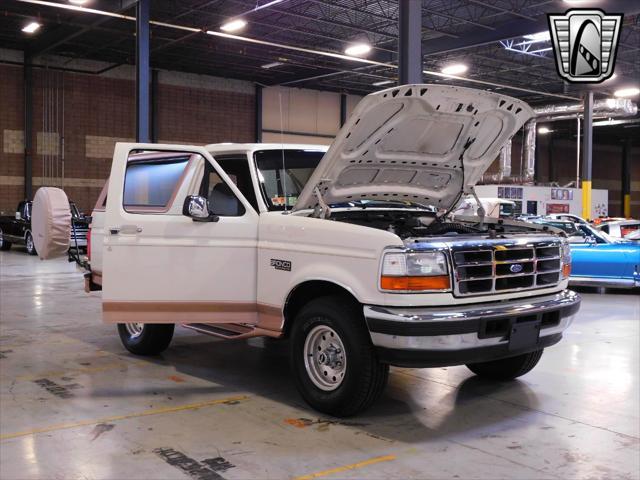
[380,251,450,292]
[561,242,571,278]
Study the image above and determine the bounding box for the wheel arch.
[282,280,362,338]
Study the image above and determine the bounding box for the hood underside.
[293,84,533,213]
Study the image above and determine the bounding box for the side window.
[199,162,245,217]
[123,152,191,212]
[216,156,259,212]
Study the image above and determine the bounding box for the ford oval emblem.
[510,263,524,273]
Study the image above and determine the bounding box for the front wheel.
[466,349,544,380]
[0,228,11,251]
[25,232,37,255]
[117,323,175,355]
[290,295,389,417]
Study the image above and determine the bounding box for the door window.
[123,151,191,213]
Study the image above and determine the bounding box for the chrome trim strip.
[569,276,638,289]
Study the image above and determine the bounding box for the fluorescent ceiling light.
[523,31,550,42]
[220,19,247,32]
[441,63,468,76]
[344,43,371,57]
[593,119,625,127]
[68,0,89,4]
[372,80,394,86]
[261,61,283,69]
[614,87,640,98]
[22,21,41,33]
[538,126,552,134]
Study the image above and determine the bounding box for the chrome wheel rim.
[26,234,33,252]
[125,322,144,339]
[303,325,347,391]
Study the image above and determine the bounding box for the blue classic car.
[525,218,639,288]
[568,224,640,288]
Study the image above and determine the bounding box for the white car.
[597,220,640,239]
[41,84,581,416]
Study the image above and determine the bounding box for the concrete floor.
[1,249,638,480]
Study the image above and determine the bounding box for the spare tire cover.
[31,187,71,259]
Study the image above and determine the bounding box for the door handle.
[110,225,142,235]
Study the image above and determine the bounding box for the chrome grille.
[453,243,561,296]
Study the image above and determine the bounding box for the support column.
[255,84,263,143]
[581,92,593,220]
[136,0,150,142]
[150,69,159,143]
[340,93,347,127]
[24,54,33,200]
[398,0,422,85]
[622,137,631,218]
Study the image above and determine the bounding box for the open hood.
[293,84,533,213]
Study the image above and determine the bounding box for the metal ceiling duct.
[490,98,637,184]
[534,98,637,123]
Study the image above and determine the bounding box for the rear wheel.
[117,323,175,355]
[25,232,37,255]
[466,349,544,380]
[290,295,389,417]
[0,229,11,251]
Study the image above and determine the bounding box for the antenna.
[279,91,288,212]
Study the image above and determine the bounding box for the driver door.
[102,143,259,325]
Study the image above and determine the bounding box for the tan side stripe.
[294,455,396,480]
[1,395,248,441]
[103,301,258,313]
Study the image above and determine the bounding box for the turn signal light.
[562,263,571,278]
[381,275,450,291]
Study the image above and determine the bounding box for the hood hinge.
[312,185,331,219]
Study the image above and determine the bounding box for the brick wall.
[0,62,255,214]
[0,64,23,213]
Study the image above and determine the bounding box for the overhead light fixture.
[220,18,247,32]
[344,43,371,57]
[441,63,468,76]
[538,126,552,134]
[614,87,640,98]
[68,0,89,4]
[523,31,550,42]
[372,80,394,86]
[22,21,41,33]
[261,61,283,69]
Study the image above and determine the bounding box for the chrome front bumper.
[364,290,580,367]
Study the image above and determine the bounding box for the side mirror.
[15,212,21,220]
[182,195,219,222]
[585,235,597,245]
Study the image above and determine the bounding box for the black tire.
[0,229,11,251]
[25,232,37,255]
[117,323,175,355]
[466,349,544,380]
[290,295,389,417]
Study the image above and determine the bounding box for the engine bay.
[328,208,565,240]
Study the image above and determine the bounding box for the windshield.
[254,149,325,211]
[254,149,436,212]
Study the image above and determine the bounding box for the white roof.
[205,143,328,155]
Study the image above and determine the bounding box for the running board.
[183,322,261,340]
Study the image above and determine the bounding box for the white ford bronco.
[74,84,579,416]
